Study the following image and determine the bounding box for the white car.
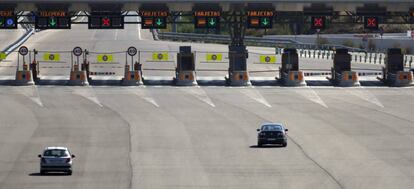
[38,147,75,175]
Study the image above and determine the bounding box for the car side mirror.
[38,154,42,158]
[256,129,260,132]
[285,129,288,132]
[71,154,76,158]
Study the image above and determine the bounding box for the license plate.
[268,138,276,141]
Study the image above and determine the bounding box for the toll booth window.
[281,53,299,71]
[334,54,351,72]
[387,55,404,73]
[180,56,194,71]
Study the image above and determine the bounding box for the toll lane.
[0,86,413,189]
[0,86,131,189]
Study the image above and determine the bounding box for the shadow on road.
[29,172,70,176]
[249,145,285,148]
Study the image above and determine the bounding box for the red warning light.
[311,16,325,30]
[102,17,111,27]
[367,18,376,26]
[314,18,323,26]
[364,16,379,30]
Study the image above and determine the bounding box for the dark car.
[257,123,288,147]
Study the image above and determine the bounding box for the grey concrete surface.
[0,86,413,189]
[0,29,26,50]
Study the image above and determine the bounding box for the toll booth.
[279,48,305,86]
[227,45,251,86]
[15,46,34,86]
[175,46,197,86]
[122,47,143,86]
[379,48,413,86]
[68,47,89,86]
[330,48,359,86]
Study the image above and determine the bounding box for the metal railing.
[158,32,367,53]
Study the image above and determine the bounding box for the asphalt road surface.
[0,16,413,189]
[0,86,414,189]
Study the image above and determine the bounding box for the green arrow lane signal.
[208,18,216,26]
[155,18,163,26]
[261,18,269,26]
[49,17,57,27]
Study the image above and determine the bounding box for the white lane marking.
[181,86,215,107]
[11,85,44,107]
[294,86,328,108]
[27,86,43,107]
[239,87,272,108]
[344,87,384,108]
[115,29,119,40]
[137,15,142,40]
[128,86,159,107]
[71,86,103,107]
[142,97,160,107]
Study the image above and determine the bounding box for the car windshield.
[43,149,68,157]
[261,125,283,131]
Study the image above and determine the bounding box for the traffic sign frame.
[88,14,124,29]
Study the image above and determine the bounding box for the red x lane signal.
[364,16,379,30]
[311,16,326,30]
[102,17,111,27]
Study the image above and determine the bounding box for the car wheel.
[257,141,262,147]
[40,170,46,175]
[282,142,287,147]
[67,170,72,175]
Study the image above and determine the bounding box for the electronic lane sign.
[311,16,326,30]
[247,10,274,29]
[89,13,124,29]
[194,10,220,29]
[140,10,168,29]
[364,16,379,30]
[0,11,17,29]
[36,11,71,29]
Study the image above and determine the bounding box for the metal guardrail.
[159,32,297,45]
[158,32,367,53]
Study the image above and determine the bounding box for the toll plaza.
[278,48,305,86]
[379,48,413,86]
[175,46,197,86]
[329,49,360,87]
